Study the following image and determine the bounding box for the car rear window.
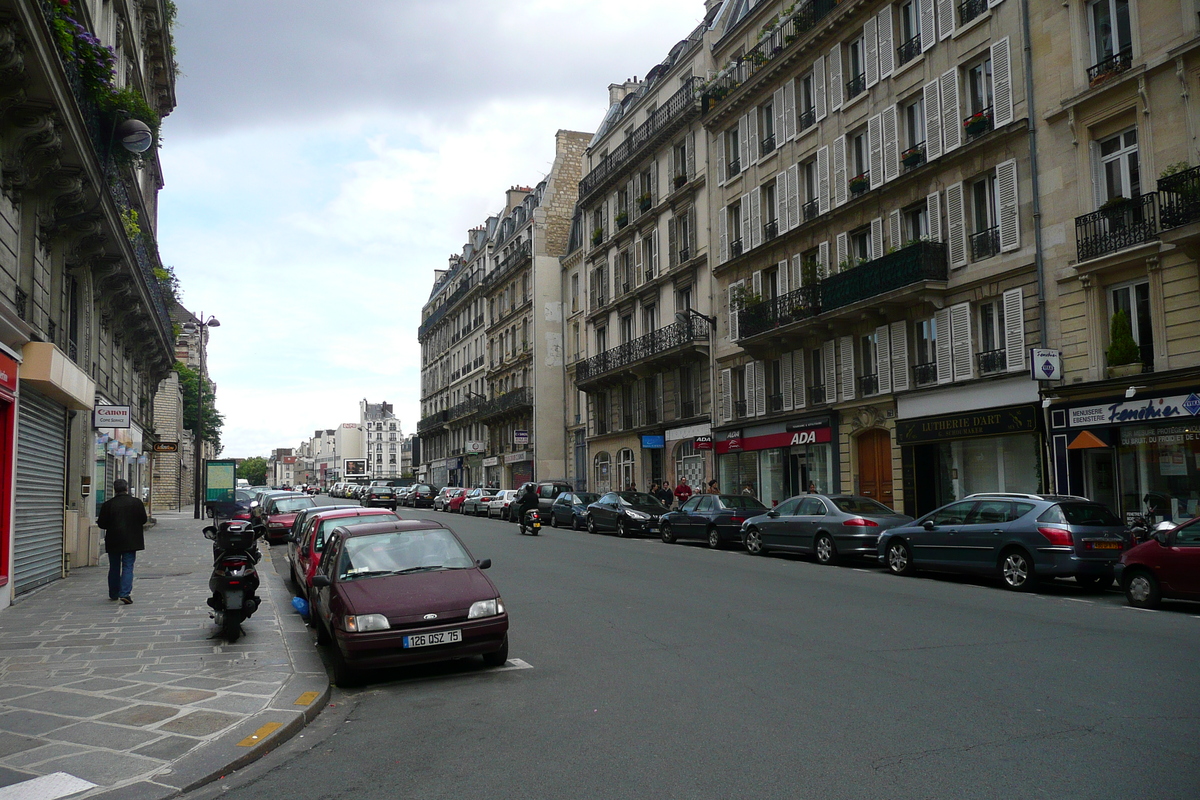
[1051,503,1122,526]
[832,496,897,515]
[720,495,767,510]
[575,493,600,505]
[275,497,316,513]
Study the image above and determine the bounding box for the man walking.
[673,477,693,507]
[97,478,147,604]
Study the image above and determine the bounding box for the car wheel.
[885,539,913,576]
[549,512,558,528]
[587,515,598,534]
[706,526,721,550]
[1076,575,1114,592]
[661,522,677,544]
[744,528,765,555]
[482,635,509,668]
[616,519,628,538]
[1000,548,1036,591]
[814,533,838,565]
[330,643,361,687]
[1125,570,1161,609]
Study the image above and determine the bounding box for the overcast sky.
[159,0,707,460]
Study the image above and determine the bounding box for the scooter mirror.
[202,526,217,540]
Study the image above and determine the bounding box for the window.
[799,71,817,129]
[768,358,783,411]
[1109,280,1153,367]
[810,348,826,402]
[759,99,776,154]
[617,448,635,489]
[642,303,657,335]
[642,236,656,281]
[676,285,692,313]
[596,326,607,354]
[978,301,1003,373]
[733,366,747,418]
[898,0,921,64]
[801,159,819,221]
[728,203,744,257]
[594,451,612,493]
[620,315,633,345]
[860,332,879,395]
[1098,128,1140,204]
[914,317,937,384]
[570,273,579,312]
[849,226,871,264]
[672,140,689,185]
[903,202,928,243]
[725,127,741,177]
[572,323,581,361]
[1089,0,1132,70]
[846,36,866,99]
[903,95,926,168]
[969,172,999,261]
[763,182,778,239]
[964,57,994,140]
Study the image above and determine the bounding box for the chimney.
[506,186,530,214]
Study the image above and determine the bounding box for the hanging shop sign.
[505,451,529,464]
[152,442,178,453]
[693,435,713,450]
[1030,348,1062,381]
[482,456,500,467]
[93,405,131,429]
[466,441,486,453]
[513,430,530,446]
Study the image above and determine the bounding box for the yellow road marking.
[236,722,283,747]
[294,691,320,706]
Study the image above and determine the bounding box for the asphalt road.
[186,499,1200,800]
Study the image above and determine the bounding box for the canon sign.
[94,405,131,429]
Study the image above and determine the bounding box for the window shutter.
[783,79,797,140]
[717,135,727,188]
[869,113,883,189]
[1003,288,1026,373]
[946,182,967,267]
[719,208,729,263]
[778,259,789,295]
[876,324,893,394]
[731,280,743,340]
[927,191,941,241]
[750,188,762,249]
[829,44,843,112]
[817,145,831,214]
[921,0,937,53]
[688,206,697,254]
[823,340,838,399]
[748,111,760,165]
[754,361,767,416]
[878,7,894,79]
[882,105,899,182]
[836,232,848,271]
[988,0,1004,10]
[865,16,879,88]
[793,349,806,408]
[938,0,955,40]
[739,114,750,170]
[871,217,884,260]
[1090,141,1105,207]
[941,69,961,152]
[991,37,1013,128]
[634,236,644,285]
[587,393,595,436]
[935,307,953,385]
[833,135,847,207]
[651,161,658,204]
[687,131,696,179]
[890,320,910,392]
[950,302,974,381]
[775,172,788,230]
[818,240,830,278]
[923,80,943,160]
[667,217,678,269]
[787,164,800,231]
[889,209,902,250]
[839,335,856,401]
[782,351,794,411]
[651,228,659,274]
[996,158,1020,252]
[636,380,645,426]
[740,193,752,250]
[719,368,731,423]
[815,56,828,121]
[792,254,803,288]
[668,142,676,184]
[752,270,763,301]
[774,87,787,146]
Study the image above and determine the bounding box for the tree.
[237,457,267,487]
[175,360,224,454]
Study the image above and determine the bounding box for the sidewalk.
[0,511,328,800]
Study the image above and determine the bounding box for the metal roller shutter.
[14,387,66,594]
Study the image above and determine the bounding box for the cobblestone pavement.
[0,511,328,799]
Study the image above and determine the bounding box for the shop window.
[719,451,759,496]
[617,448,636,490]
[594,451,611,494]
[1108,280,1154,368]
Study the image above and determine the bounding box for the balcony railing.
[483,240,532,291]
[802,199,819,222]
[897,35,921,67]
[798,107,816,130]
[901,142,926,172]
[822,240,948,312]
[970,226,1000,261]
[1075,194,1158,262]
[417,410,450,434]
[846,73,867,101]
[763,219,779,241]
[575,319,707,383]
[1088,49,1133,87]
[959,0,988,26]
[761,134,776,155]
[977,349,1007,375]
[731,238,744,258]
[849,172,870,198]
[727,158,742,180]
[579,76,701,206]
[808,384,827,405]
[679,400,697,419]
[734,399,748,419]
[478,387,533,422]
[913,362,937,387]
[858,374,880,397]
[1158,165,1200,230]
[448,396,485,421]
[678,246,691,263]
[767,393,783,413]
[738,285,821,339]
[964,107,994,142]
[419,272,478,339]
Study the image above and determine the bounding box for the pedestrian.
[656,481,673,507]
[808,481,818,494]
[96,478,147,604]
[741,483,754,496]
[674,477,693,506]
[706,479,719,494]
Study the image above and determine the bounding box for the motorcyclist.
[513,482,539,531]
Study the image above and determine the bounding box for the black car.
[406,484,438,508]
[586,492,670,537]
[548,492,600,530]
[362,485,397,510]
[661,494,767,548]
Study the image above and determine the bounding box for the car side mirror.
[1152,531,1169,545]
[202,526,217,540]
[767,510,779,518]
[312,574,331,588]
[477,558,491,570]
[923,520,935,531]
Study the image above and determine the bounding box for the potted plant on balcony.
[637,192,653,212]
[591,227,604,246]
[901,145,924,168]
[1099,195,1130,226]
[673,173,688,190]
[1106,310,1143,378]
[964,110,991,136]
[848,173,869,195]
[616,209,629,228]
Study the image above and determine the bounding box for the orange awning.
[1067,430,1109,450]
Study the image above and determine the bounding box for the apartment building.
[359,399,402,480]
[1036,2,1200,521]
[575,14,719,495]
[562,213,590,490]
[704,0,1040,514]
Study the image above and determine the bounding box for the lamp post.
[192,314,220,519]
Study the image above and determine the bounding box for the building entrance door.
[857,428,894,506]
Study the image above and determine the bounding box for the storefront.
[447,456,464,488]
[715,416,836,506]
[429,458,448,488]
[464,453,483,488]
[0,350,17,598]
[1050,390,1200,523]
[483,456,501,488]
[665,423,711,490]
[506,451,532,488]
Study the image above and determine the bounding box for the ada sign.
[94,405,131,429]
[1030,348,1062,381]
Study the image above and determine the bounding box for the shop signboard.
[505,451,529,464]
[94,405,131,429]
[482,456,500,467]
[513,430,529,446]
[715,426,832,454]
[1030,348,1062,381]
[466,441,486,453]
[693,435,713,450]
[1067,393,1200,427]
[641,435,665,449]
[152,441,178,453]
[895,405,1039,446]
[0,351,17,398]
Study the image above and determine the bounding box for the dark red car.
[259,494,317,545]
[288,507,398,601]
[310,519,509,685]
[447,489,470,513]
[1117,515,1200,608]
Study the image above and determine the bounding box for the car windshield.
[274,497,316,513]
[831,496,898,515]
[315,514,393,552]
[617,492,666,508]
[1057,503,1122,526]
[575,493,600,505]
[719,495,767,510]
[235,490,253,502]
[338,529,474,579]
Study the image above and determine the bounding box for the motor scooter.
[202,520,262,642]
[519,508,541,536]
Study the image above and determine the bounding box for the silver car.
[742,494,913,564]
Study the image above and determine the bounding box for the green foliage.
[730,284,762,309]
[175,360,224,453]
[800,258,827,285]
[155,264,181,308]
[1106,310,1141,367]
[1158,162,1190,180]
[237,456,267,487]
[121,208,141,239]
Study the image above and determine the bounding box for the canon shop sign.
[94,405,131,429]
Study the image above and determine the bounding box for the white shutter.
[921,0,937,53]
[774,88,787,147]
[739,114,750,171]
[923,80,943,160]
[1090,141,1105,208]
[941,69,961,153]
[996,159,1020,252]
[829,44,843,112]
[719,208,729,263]
[876,324,892,394]
[793,349,806,408]
[832,135,847,207]
[950,302,974,381]
[717,133,727,188]
[991,37,1013,128]
[651,228,660,274]
[865,16,879,89]
[778,259,789,295]
[792,254,803,288]
[890,320,910,392]
[753,361,766,416]
[889,209,902,250]
[868,114,883,189]
[946,182,967,267]
[634,236,644,285]
[870,217,884,260]
[687,130,695,179]
[814,56,828,121]
[783,79,797,140]
[740,194,751,252]
[728,283,740,340]
[781,352,794,411]
[878,6,894,79]
[1003,288,1026,373]
[882,105,899,182]
[927,191,941,241]
[836,232,848,272]
[748,111,760,165]
[719,368,732,423]
[750,188,762,249]
[839,335,856,401]
[817,145,831,214]
[752,270,763,301]
[938,0,955,40]
[823,340,837,401]
[818,241,830,278]
[787,164,800,230]
[935,307,953,385]
[775,172,788,231]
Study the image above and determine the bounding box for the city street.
[186,500,1200,800]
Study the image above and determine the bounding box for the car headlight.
[468,598,505,619]
[268,521,287,529]
[626,510,649,521]
[343,614,390,632]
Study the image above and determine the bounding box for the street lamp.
[191,314,220,519]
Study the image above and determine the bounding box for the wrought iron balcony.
[808,384,827,405]
[977,349,1007,375]
[419,272,479,339]
[959,0,987,26]
[761,134,776,155]
[1075,194,1158,262]
[849,172,870,198]
[483,240,532,291]
[802,199,819,222]
[846,73,867,101]
[1158,165,1200,230]
[578,76,701,206]
[447,396,485,421]
[734,399,748,419]
[730,238,744,258]
[901,142,926,173]
[679,400,697,419]
[678,246,691,264]
[798,107,816,131]
[858,374,880,397]
[822,240,949,313]
[1088,49,1133,87]
[737,285,821,340]
[575,319,708,385]
[913,362,937,387]
[964,107,994,142]
[478,387,533,423]
[727,158,742,180]
[970,226,1000,261]
[417,410,449,434]
[764,219,779,242]
[768,393,783,413]
[897,35,921,67]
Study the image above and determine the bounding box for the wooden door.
[857,429,894,506]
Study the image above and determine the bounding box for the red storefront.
[715,417,836,506]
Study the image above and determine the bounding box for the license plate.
[403,629,462,649]
[1091,541,1121,549]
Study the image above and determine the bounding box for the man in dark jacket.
[97,478,147,604]
[513,483,539,529]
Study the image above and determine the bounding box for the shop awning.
[1067,430,1109,450]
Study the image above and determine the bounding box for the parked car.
[662,494,768,548]
[461,487,499,517]
[877,494,1128,591]
[741,494,911,562]
[362,485,398,510]
[1117,515,1200,608]
[250,490,302,526]
[395,485,413,505]
[488,490,518,519]
[309,518,510,685]
[406,484,438,508]
[447,489,471,513]
[433,488,464,512]
[257,493,319,545]
[586,492,670,537]
[548,492,600,530]
[288,507,399,601]
[205,489,255,521]
[509,481,573,523]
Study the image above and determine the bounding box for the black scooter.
[202,520,262,642]
[519,508,541,536]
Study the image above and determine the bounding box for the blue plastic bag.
[291,596,309,618]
